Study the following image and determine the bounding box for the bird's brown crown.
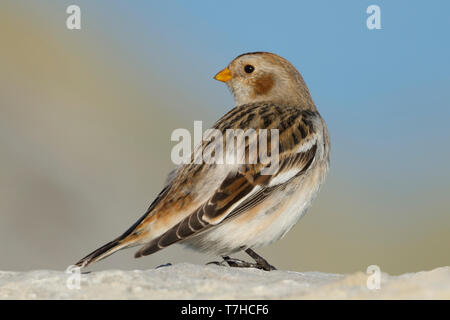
[215,52,316,110]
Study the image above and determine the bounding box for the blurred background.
[1,0,449,275]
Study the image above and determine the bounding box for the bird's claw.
[208,255,276,271]
[206,260,228,267]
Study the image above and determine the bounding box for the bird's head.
[214,52,315,109]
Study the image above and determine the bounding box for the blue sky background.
[1,1,449,273]
[91,0,450,175]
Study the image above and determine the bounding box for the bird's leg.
[244,248,277,271]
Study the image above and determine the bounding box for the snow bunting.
[75,52,330,271]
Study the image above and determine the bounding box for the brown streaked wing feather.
[134,171,259,257]
[134,145,318,258]
[225,143,317,219]
[134,104,321,258]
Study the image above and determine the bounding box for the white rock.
[0,264,449,299]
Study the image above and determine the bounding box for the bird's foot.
[208,254,276,271]
[206,260,228,267]
[222,256,260,269]
[207,256,255,268]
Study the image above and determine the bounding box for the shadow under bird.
[75,52,330,271]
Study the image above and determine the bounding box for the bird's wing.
[134,105,320,257]
[75,104,322,267]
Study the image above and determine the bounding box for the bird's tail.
[74,237,134,268]
[74,186,170,268]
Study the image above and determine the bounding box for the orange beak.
[214,67,232,82]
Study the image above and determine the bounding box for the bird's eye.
[244,65,255,74]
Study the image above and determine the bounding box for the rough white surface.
[0,264,449,299]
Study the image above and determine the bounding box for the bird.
[75,52,330,271]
